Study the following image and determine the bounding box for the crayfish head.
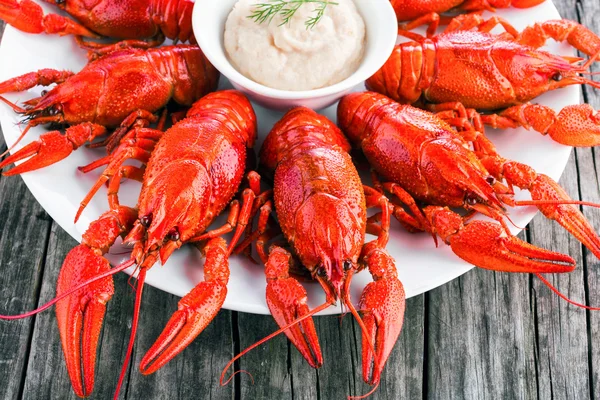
[18,88,66,127]
[125,161,212,265]
[314,258,358,303]
[501,49,595,102]
[290,191,365,303]
[125,218,179,270]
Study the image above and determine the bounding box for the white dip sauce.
[224,0,366,91]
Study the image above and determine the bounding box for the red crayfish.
[0,44,219,176]
[223,107,406,390]
[367,15,600,146]
[337,91,600,277]
[0,0,196,50]
[0,90,260,398]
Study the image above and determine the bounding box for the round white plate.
[0,1,577,315]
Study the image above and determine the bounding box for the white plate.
[0,1,577,315]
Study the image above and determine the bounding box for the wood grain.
[0,167,52,400]
[573,0,600,396]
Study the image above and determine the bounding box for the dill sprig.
[248,0,339,30]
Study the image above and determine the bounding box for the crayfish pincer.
[226,108,405,390]
[0,90,259,398]
[367,15,600,146]
[337,91,598,275]
[0,44,219,175]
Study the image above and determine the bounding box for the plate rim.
[0,0,577,316]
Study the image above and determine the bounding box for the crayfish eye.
[167,229,180,242]
[40,90,48,97]
[317,267,327,278]
[465,194,479,206]
[140,215,152,228]
[48,104,63,116]
[486,175,496,185]
[551,72,563,82]
[343,261,353,271]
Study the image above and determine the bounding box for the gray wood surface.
[0,0,599,398]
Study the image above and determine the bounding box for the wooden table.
[0,1,598,398]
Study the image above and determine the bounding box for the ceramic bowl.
[192,0,398,110]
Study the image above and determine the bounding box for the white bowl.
[192,0,398,111]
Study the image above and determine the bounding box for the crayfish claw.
[358,248,406,385]
[547,104,600,147]
[0,131,73,175]
[0,0,98,38]
[527,174,600,259]
[265,247,323,368]
[141,238,229,375]
[56,245,115,397]
[449,220,576,273]
[140,280,227,375]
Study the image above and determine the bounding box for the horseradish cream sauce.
[224,0,366,91]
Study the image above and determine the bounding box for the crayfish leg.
[0,68,74,95]
[140,238,230,375]
[517,19,600,56]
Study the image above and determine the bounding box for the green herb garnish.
[248,0,339,30]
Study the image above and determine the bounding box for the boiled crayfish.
[0,0,196,51]
[0,44,218,176]
[337,91,600,276]
[0,90,259,398]
[226,107,406,389]
[391,0,545,27]
[367,15,600,146]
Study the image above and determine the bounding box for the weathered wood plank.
[573,145,599,400]
[528,2,597,400]
[236,312,293,399]
[426,263,538,399]
[528,154,591,400]
[125,291,234,400]
[0,174,52,400]
[574,0,600,397]
[0,20,5,152]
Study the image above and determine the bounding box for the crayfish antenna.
[220,301,332,386]
[580,49,600,70]
[0,259,135,320]
[535,273,600,311]
[348,381,381,400]
[514,199,600,208]
[340,268,381,389]
[114,268,148,400]
[0,96,26,113]
[572,75,600,91]
[0,124,31,159]
[0,94,35,159]
[343,295,384,400]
